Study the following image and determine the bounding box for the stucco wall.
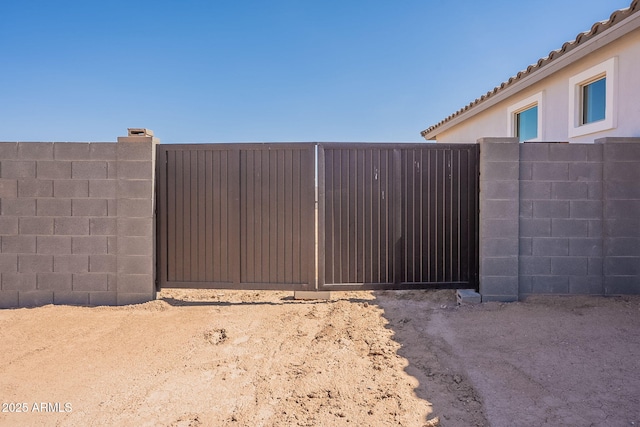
[434,26,640,143]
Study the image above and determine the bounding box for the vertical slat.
[339,150,348,283]
[363,149,373,283]
[242,151,251,283]
[356,149,364,282]
[322,148,332,284]
[332,150,340,282]
[228,148,241,286]
[204,151,213,281]
[210,151,219,281]
[268,150,278,283]
[392,149,402,285]
[447,150,455,281]
[254,149,262,283]
[176,151,186,280]
[440,149,447,281]
[276,150,285,283]
[372,149,380,282]
[440,149,447,282]
[405,149,414,283]
[462,147,470,283]
[282,149,293,283]
[158,147,168,286]
[197,150,206,281]
[254,149,261,283]
[180,151,189,281]
[432,150,440,282]
[425,149,431,282]
[260,150,270,282]
[453,149,461,281]
[472,145,480,287]
[443,149,449,281]
[347,150,355,282]
[291,149,302,282]
[379,149,388,283]
[220,150,229,282]
[409,148,416,283]
[418,149,425,283]
[249,150,257,283]
[337,149,344,283]
[166,150,176,282]
[318,145,327,287]
[189,151,198,280]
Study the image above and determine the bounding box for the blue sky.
[0,0,632,143]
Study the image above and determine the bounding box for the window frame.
[507,92,543,143]
[568,57,617,138]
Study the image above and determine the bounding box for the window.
[568,57,616,138]
[516,105,538,142]
[582,77,606,124]
[507,92,543,142]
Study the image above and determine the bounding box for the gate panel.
[400,146,478,285]
[319,143,478,290]
[239,147,315,287]
[161,147,237,286]
[321,146,397,285]
[157,144,315,290]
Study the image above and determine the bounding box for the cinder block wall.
[477,137,520,302]
[0,131,158,307]
[478,137,640,301]
[518,143,603,297]
[602,138,640,294]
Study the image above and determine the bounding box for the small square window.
[516,105,538,142]
[581,77,606,125]
[507,92,543,142]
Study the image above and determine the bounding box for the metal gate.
[156,144,316,290]
[318,143,479,290]
[156,143,478,292]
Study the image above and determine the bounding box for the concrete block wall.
[478,137,640,301]
[518,143,603,297]
[601,138,640,294]
[0,130,158,307]
[477,137,520,302]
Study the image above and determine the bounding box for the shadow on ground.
[372,289,488,427]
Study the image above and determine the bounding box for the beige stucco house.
[421,1,640,143]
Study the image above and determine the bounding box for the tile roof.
[421,0,640,139]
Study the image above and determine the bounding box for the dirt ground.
[0,289,638,427]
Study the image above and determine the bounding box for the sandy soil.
[0,289,638,427]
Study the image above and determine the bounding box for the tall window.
[516,105,538,142]
[582,77,606,124]
[568,57,616,138]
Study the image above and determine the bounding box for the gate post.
[115,128,159,305]
[477,137,520,301]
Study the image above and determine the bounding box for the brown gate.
[157,142,478,292]
[318,143,479,290]
[156,144,316,290]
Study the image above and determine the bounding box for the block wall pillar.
[599,137,640,294]
[115,129,159,305]
[477,137,520,301]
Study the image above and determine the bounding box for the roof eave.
[421,4,640,141]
